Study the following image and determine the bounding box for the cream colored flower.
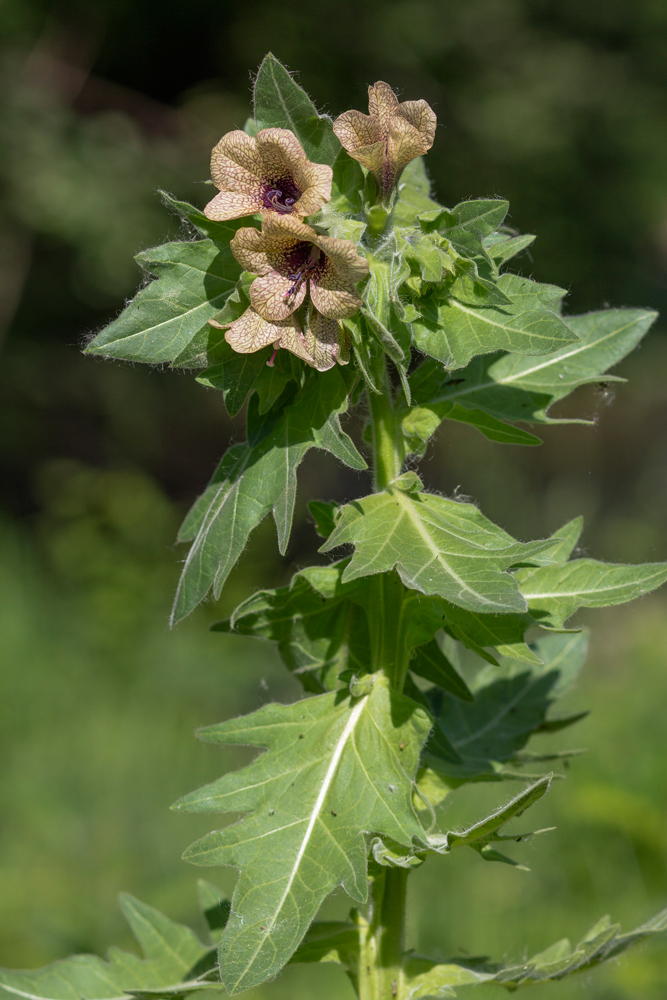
[204,128,333,222]
[212,305,350,373]
[333,82,436,202]
[230,214,369,322]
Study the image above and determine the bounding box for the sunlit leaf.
[174,676,431,994]
[411,274,577,372]
[410,308,657,425]
[253,53,340,164]
[321,473,560,614]
[172,367,366,623]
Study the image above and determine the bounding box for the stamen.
[267,348,278,367]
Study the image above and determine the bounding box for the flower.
[212,305,349,372]
[204,128,333,222]
[333,82,436,202]
[230,214,369,322]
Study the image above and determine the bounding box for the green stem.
[358,869,409,1000]
[368,354,404,491]
[357,356,411,1000]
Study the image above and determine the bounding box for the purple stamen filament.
[267,347,278,367]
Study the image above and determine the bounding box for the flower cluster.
[204,82,435,369]
[205,126,367,370]
[333,82,436,202]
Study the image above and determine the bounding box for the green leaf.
[410,308,658,425]
[404,908,667,997]
[197,880,231,944]
[85,239,241,366]
[401,401,542,453]
[212,563,370,692]
[174,676,432,994]
[0,895,215,1000]
[490,908,667,988]
[410,640,474,701]
[483,231,536,267]
[516,557,667,629]
[159,191,256,244]
[417,775,552,871]
[196,342,269,418]
[290,921,359,967]
[411,273,577,372]
[172,367,366,623]
[419,198,510,258]
[423,633,588,783]
[308,500,339,539]
[390,157,441,228]
[253,53,339,165]
[321,473,560,614]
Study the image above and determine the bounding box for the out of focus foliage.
[2,1,667,998]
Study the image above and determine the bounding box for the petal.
[397,99,437,149]
[311,234,370,285]
[292,161,333,216]
[309,269,363,319]
[386,116,432,181]
[256,127,309,179]
[304,310,344,371]
[277,321,317,366]
[333,109,382,158]
[368,82,400,132]
[260,214,320,277]
[204,190,264,221]
[224,307,284,354]
[250,270,307,321]
[230,226,273,275]
[210,131,265,193]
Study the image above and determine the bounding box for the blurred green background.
[1,1,667,998]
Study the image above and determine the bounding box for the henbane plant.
[4,53,667,1000]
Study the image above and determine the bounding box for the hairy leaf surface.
[321,473,560,614]
[174,677,431,994]
[516,558,667,628]
[85,240,241,364]
[410,308,657,430]
[172,367,366,623]
[411,274,577,372]
[253,53,339,164]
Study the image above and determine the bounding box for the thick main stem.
[358,869,409,1000]
[358,356,411,1000]
[368,354,404,491]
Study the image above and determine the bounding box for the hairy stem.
[358,869,409,1000]
[358,359,411,999]
[368,355,405,491]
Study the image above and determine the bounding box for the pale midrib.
[434,321,638,404]
[392,490,502,609]
[449,298,562,343]
[231,696,369,987]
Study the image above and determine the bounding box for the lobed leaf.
[85,239,242,366]
[422,633,588,784]
[172,367,366,623]
[174,676,432,994]
[253,53,340,165]
[321,473,561,615]
[516,558,667,629]
[404,908,667,997]
[0,895,215,1000]
[410,308,657,429]
[411,273,577,372]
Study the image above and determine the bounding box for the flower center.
[285,244,321,300]
[263,180,301,214]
